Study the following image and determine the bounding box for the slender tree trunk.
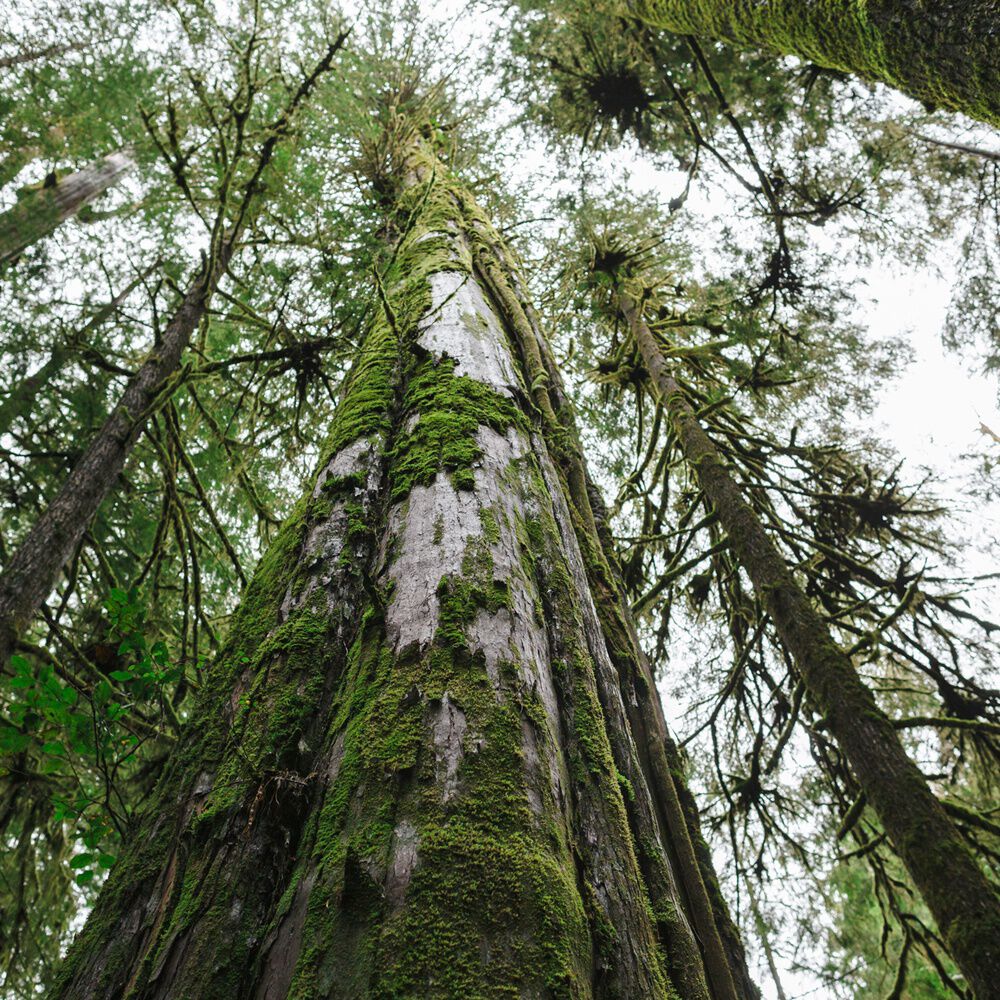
[0,242,232,670]
[0,27,344,672]
[0,264,154,439]
[618,284,1000,999]
[0,149,134,266]
[50,125,756,1000]
[633,0,1000,128]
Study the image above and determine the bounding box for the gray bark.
[50,140,750,999]
[0,149,134,265]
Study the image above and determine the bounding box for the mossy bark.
[635,0,1000,128]
[0,149,134,266]
[49,126,755,999]
[619,285,1000,1000]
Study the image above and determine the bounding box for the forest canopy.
[0,1,998,998]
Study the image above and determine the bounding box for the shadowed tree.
[0,262,155,436]
[0,37,346,672]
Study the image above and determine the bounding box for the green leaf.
[98,853,117,869]
[74,870,95,886]
[70,853,94,869]
[41,741,65,756]
[0,730,30,752]
[109,670,132,682]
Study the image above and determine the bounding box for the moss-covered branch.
[634,0,1000,127]
[617,281,1000,999]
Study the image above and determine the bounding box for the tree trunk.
[0,149,134,266]
[0,32,340,673]
[0,242,232,671]
[634,0,1000,128]
[618,284,1000,999]
[49,128,756,1000]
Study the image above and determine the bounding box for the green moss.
[640,0,1000,127]
[479,506,501,544]
[374,824,590,999]
[389,353,524,502]
[286,509,593,998]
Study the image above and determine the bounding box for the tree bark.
[618,284,1000,1000]
[634,0,1000,128]
[49,128,755,999]
[0,150,134,265]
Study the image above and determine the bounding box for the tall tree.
[0,36,345,671]
[49,97,757,1000]
[630,0,1000,128]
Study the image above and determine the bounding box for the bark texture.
[619,285,1000,1000]
[635,0,1000,128]
[50,126,756,999]
[0,150,134,265]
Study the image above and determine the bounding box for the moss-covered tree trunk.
[618,283,1000,999]
[0,149,134,265]
[49,121,757,1000]
[633,0,1000,128]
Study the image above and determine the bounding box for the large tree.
[48,96,759,999]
